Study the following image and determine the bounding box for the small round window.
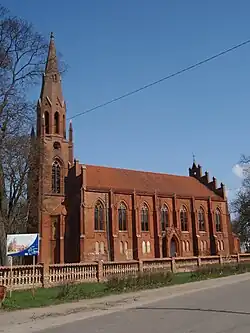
[53,141,61,150]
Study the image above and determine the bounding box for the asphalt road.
[41,278,250,333]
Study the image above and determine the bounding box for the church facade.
[30,34,240,265]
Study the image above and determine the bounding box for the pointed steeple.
[37,32,66,138]
[45,32,59,74]
[40,32,63,101]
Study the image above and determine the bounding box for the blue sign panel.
[7,234,39,257]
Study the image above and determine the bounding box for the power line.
[68,38,250,121]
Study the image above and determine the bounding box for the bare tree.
[0,5,48,141]
[0,5,50,265]
[231,155,250,252]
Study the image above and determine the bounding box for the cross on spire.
[192,152,196,164]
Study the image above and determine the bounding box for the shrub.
[191,262,250,281]
[56,281,107,301]
[236,262,250,273]
[105,270,174,292]
[56,282,79,300]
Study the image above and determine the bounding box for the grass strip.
[2,262,250,311]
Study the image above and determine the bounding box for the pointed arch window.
[146,241,151,253]
[215,208,222,232]
[45,111,50,134]
[100,241,105,254]
[198,207,205,231]
[95,242,99,254]
[141,203,149,231]
[118,202,127,231]
[52,160,61,193]
[124,241,128,253]
[120,241,124,254]
[180,206,188,231]
[161,205,169,231]
[54,112,60,134]
[142,241,146,254]
[94,201,104,231]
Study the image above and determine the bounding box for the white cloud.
[232,164,245,179]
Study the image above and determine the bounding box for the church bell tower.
[35,33,74,264]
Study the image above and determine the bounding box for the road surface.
[41,278,250,333]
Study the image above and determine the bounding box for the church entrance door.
[170,237,178,257]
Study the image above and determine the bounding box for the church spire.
[45,32,59,74]
[40,32,62,101]
[37,32,66,138]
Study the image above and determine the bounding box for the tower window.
[54,112,60,134]
[52,160,61,193]
[44,111,49,134]
[53,141,61,150]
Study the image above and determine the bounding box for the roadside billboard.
[7,234,39,257]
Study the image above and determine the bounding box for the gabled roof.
[84,164,224,200]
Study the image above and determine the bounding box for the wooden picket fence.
[0,253,250,291]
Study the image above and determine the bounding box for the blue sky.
[3,0,250,200]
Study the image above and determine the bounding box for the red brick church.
[29,34,240,265]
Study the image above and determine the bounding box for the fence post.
[197,256,201,267]
[139,260,143,273]
[42,264,50,288]
[219,255,223,265]
[237,253,241,263]
[97,260,103,282]
[171,258,176,273]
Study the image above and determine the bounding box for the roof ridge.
[84,163,190,179]
[83,163,224,201]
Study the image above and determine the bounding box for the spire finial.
[50,32,54,40]
[192,152,196,164]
